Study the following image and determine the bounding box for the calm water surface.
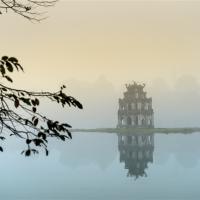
[1,132,200,200]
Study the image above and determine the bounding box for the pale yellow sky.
[1,1,200,89]
[1,0,200,127]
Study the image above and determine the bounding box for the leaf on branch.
[38,132,43,137]
[0,146,3,152]
[32,116,36,122]
[25,149,31,156]
[45,148,49,156]
[1,88,7,92]
[59,135,65,141]
[73,99,83,109]
[47,120,53,130]
[1,56,8,61]
[34,118,39,126]
[12,94,17,100]
[66,130,72,139]
[31,149,39,155]
[32,107,37,113]
[4,75,13,83]
[62,123,72,128]
[25,119,32,126]
[35,98,39,106]
[0,55,82,156]
[14,99,20,108]
[38,132,47,141]
[61,99,66,107]
[42,133,47,141]
[20,97,31,106]
[26,139,32,144]
[53,96,59,103]
[52,129,59,136]
[0,65,5,76]
[6,61,13,72]
[15,63,24,71]
[31,99,36,106]
[33,139,43,146]
[0,136,5,140]
[8,57,18,63]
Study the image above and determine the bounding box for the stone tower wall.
[117,82,154,128]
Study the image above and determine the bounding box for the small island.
[73,82,200,135]
[72,127,200,134]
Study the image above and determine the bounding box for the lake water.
[1,132,200,200]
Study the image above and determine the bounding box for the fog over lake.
[1,1,200,199]
[44,75,200,129]
[0,132,200,199]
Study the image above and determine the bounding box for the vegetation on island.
[72,127,200,135]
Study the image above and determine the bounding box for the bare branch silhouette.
[0,0,58,21]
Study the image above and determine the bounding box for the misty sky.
[1,1,200,86]
[1,1,200,128]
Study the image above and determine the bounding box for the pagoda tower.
[118,134,154,178]
[117,82,154,128]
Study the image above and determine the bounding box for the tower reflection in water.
[118,134,154,179]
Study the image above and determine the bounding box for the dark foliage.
[0,56,83,156]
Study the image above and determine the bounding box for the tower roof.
[125,82,146,92]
